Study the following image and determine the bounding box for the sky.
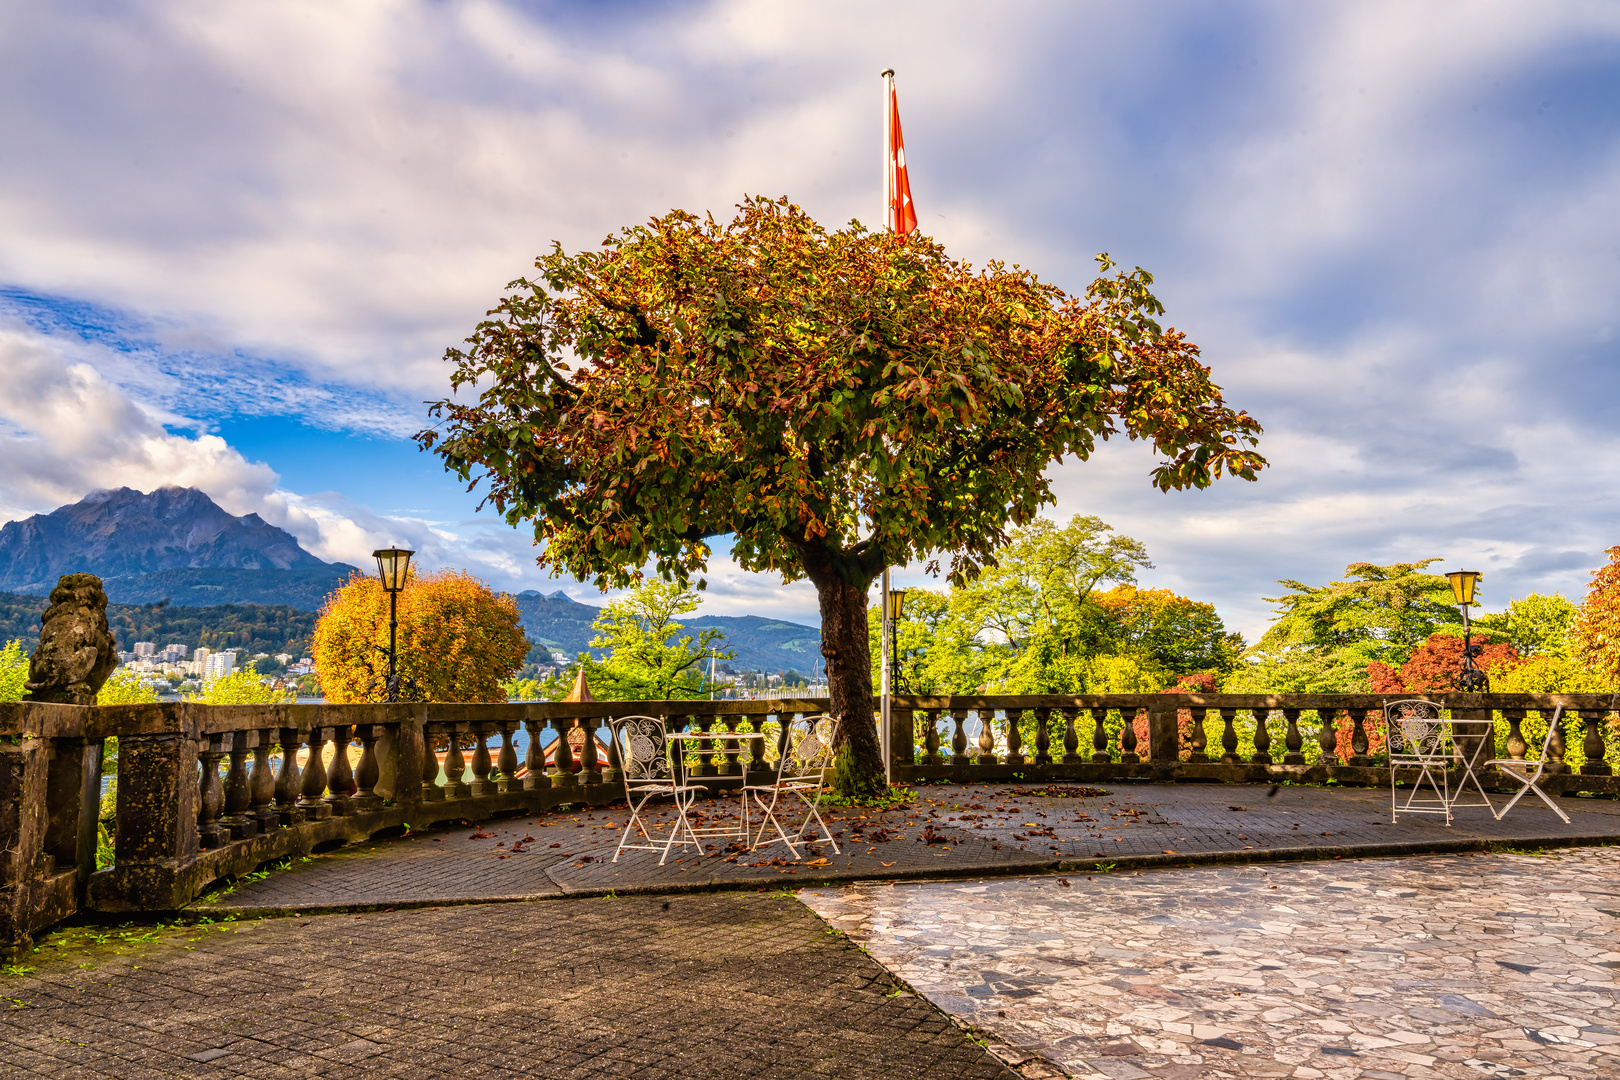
[2,0,1618,640]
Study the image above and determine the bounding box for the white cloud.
[4,0,1620,642]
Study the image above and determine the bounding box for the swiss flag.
[887,82,917,236]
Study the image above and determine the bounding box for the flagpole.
[878,67,896,786]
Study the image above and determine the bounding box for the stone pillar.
[1147,705,1178,764]
[44,737,102,893]
[86,732,200,912]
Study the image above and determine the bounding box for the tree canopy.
[418,198,1265,793]
[313,569,528,704]
[1574,546,1620,683]
[545,580,733,701]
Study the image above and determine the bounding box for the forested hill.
[0,592,317,658]
[512,590,822,673]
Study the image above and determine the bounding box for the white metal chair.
[1485,705,1572,824]
[1385,699,1492,825]
[608,715,706,865]
[744,714,841,860]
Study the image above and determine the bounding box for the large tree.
[418,197,1265,795]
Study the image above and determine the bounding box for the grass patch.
[823,784,915,811]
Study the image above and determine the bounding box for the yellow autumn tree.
[312,568,528,703]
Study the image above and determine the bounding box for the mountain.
[0,486,326,592]
[511,589,822,674]
[89,565,359,609]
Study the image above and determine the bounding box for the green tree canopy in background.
[0,639,26,701]
[1473,592,1577,658]
[548,580,734,701]
[185,670,293,705]
[419,199,1265,793]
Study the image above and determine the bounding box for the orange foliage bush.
[1574,546,1620,682]
[312,568,527,703]
[1366,633,1521,694]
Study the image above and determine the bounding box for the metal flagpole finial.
[880,68,894,78]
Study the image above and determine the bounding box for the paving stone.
[192,784,1620,916]
[2,894,1016,1079]
[801,845,1620,1079]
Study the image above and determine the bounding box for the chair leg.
[659,788,698,866]
[613,790,655,863]
[750,787,800,859]
[788,792,841,855]
[1526,781,1572,824]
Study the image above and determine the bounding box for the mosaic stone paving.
[801,847,1620,1080]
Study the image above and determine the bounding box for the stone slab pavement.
[192,782,1620,917]
[802,846,1620,1080]
[0,892,1017,1080]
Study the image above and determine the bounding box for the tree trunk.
[802,545,884,798]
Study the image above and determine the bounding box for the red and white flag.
[885,72,917,236]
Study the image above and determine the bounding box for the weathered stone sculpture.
[23,573,117,705]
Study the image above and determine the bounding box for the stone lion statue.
[23,573,118,706]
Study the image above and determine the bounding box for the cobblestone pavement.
[196,784,1620,915]
[801,847,1620,1080]
[0,893,1016,1079]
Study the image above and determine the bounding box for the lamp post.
[372,546,414,702]
[1446,569,1488,693]
[886,588,908,694]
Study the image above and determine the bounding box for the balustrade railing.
[2,692,1616,959]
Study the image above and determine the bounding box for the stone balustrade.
[2,692,1615,960]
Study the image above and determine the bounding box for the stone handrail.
[2,692,1615,959]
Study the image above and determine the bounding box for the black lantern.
[886,589,907,694]
[372,547,415,702]
[1446,569,1488,693]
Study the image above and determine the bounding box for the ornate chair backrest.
[775,714,840,786]
[1384,699,1446,760]
[608,715,675,789]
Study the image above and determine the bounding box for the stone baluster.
[1346,709,1372,766]
[496,722,519,792]
[720,715,743,776]
[274,725,305,825]
[1033,707,1052,765]
[744,713,768,782]
[602,716,625,787]
[521,719,549,790]
[197,735,227,849]
[1250,710,1273,765]
[950,709,971,765]
[468,722,495,796]
[1316,708,1340,767]
[353,725,383,810]
[550,718,577,789]
[298,727,332,819]
[1005,709,1025,766]
[1119,708,1140,764]
[250,729,278,832]
[693,714,718,777]
[1089,708,1109,763]
[420,722,445,800]
[976,708,997,764]
[1547,709,1567,773]
[1187,708,1210,763]
[1503,709,1527,761]
[1577,709,1611,776]
[578,716,601,785]
[442,724,471,799]
[220,730,255,840]
[1282,709,1305,765]
[326,723,355,815]
[1061,707,1080,764]
[923,710,943,766]
[1219,708,1241,764]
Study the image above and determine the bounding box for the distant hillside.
[92,565,358,610]
[0,486,327,593]
[512,590,821,673]
[0,591,317,658]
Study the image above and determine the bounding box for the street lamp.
[1445,569,1488,693]
[373,546,415,702]
[886,589,907,694]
